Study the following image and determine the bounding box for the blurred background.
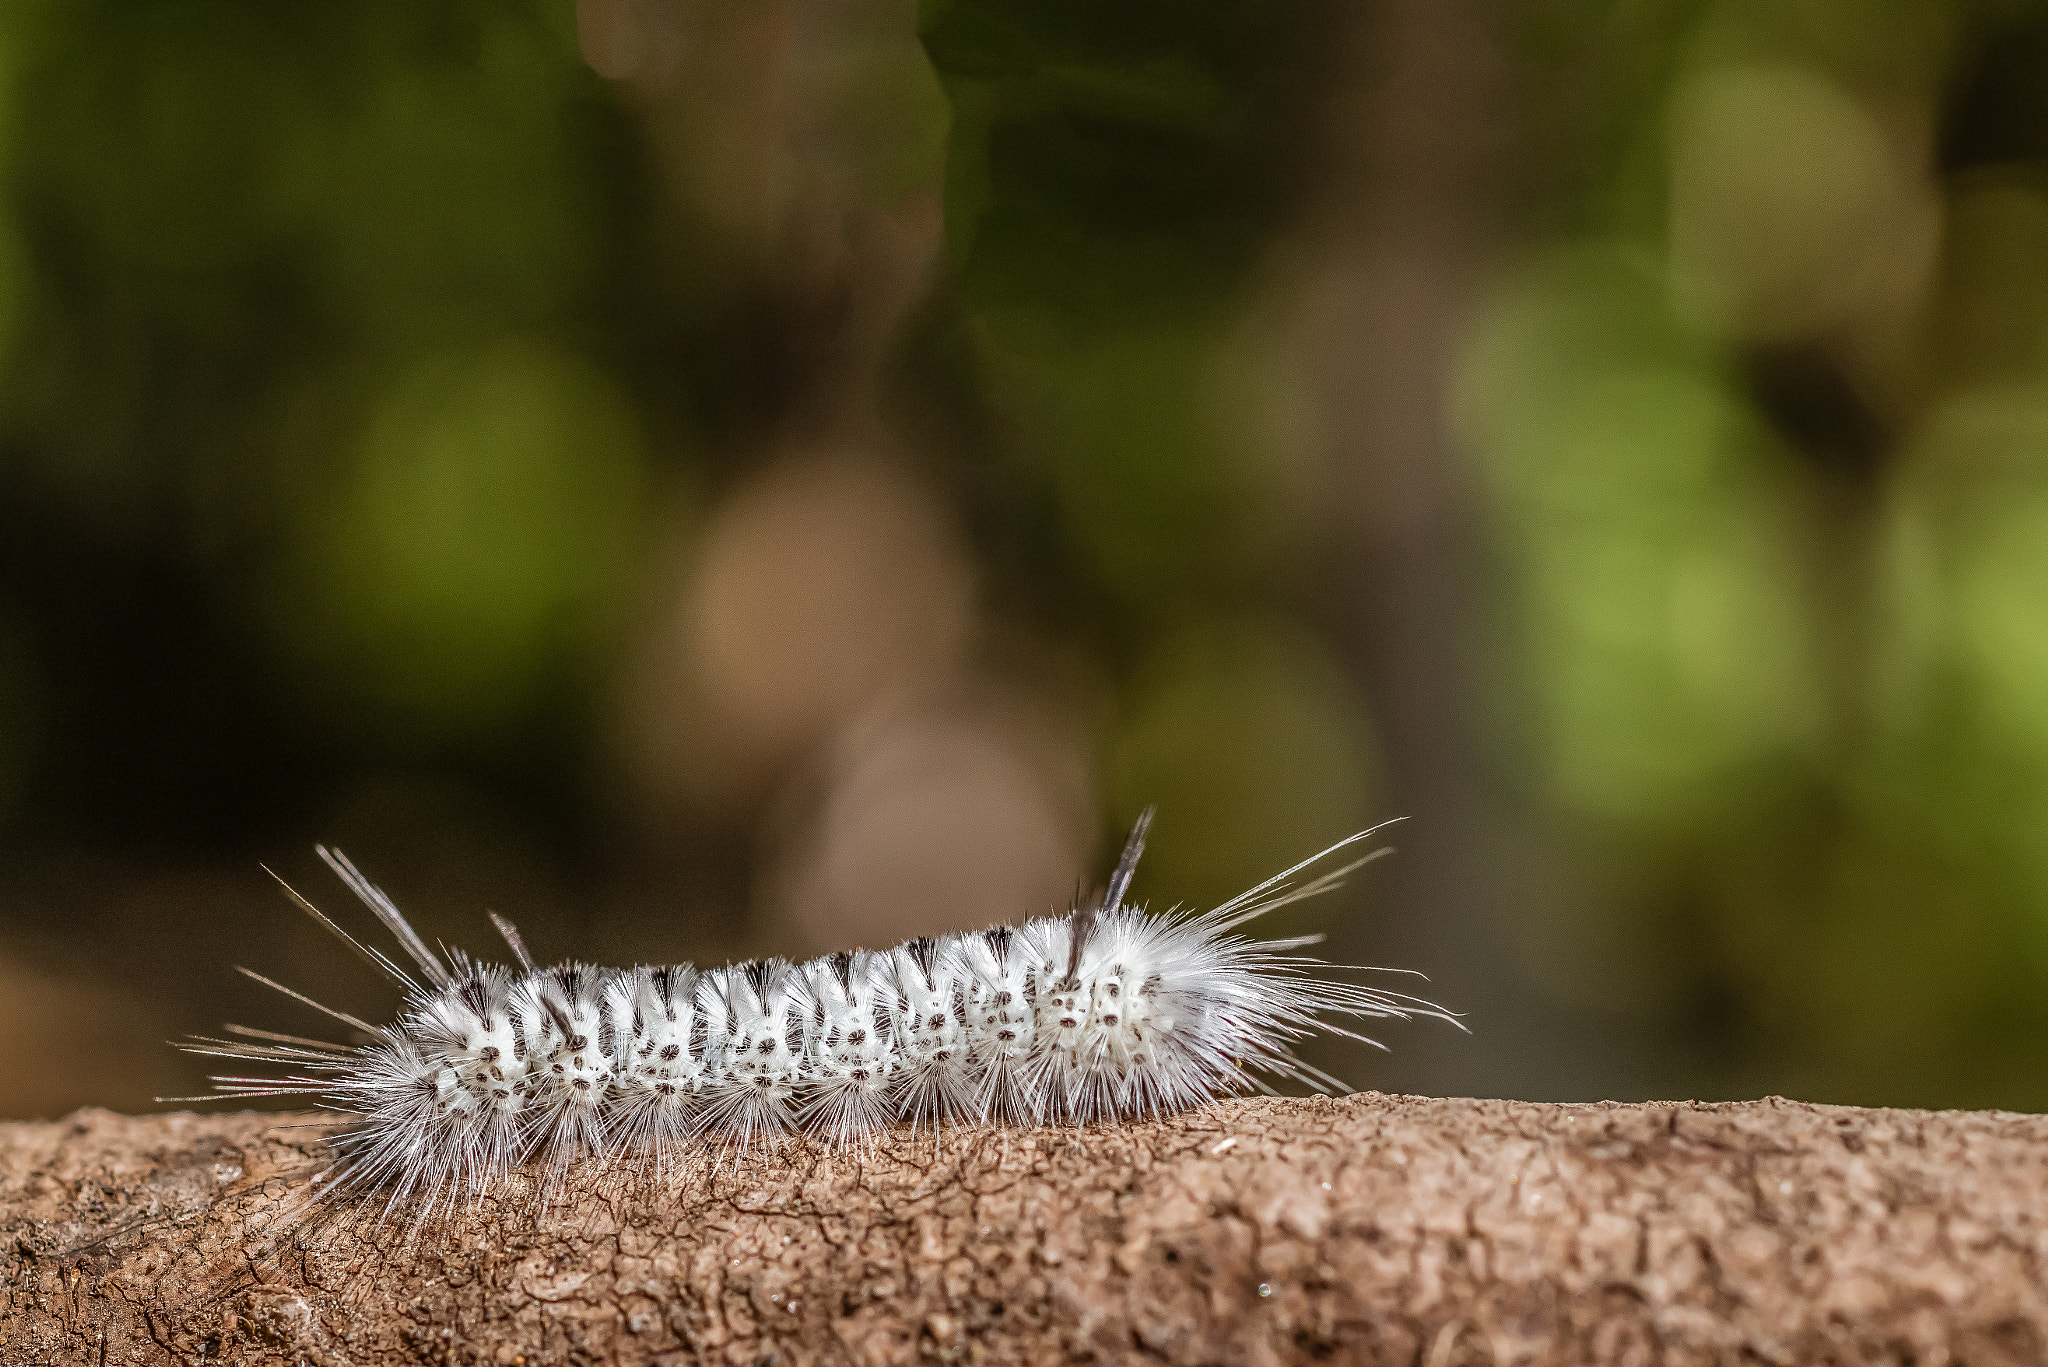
[4,0,2048,1118]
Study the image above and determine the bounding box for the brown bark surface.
[2,1093,2044,1365]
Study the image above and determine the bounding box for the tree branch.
[4,1094,2044,1364]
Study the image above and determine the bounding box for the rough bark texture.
[2,1094,2044,1365]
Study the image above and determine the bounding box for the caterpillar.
[174,810,1456,1225]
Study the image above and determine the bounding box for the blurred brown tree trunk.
[5,1095,2044,1364]
[1295,0,1537,1101]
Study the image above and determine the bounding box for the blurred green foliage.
[923,0,1334,329]
[924,0,1337,612]
[1459,242,1823,825]
[1465,0,2048,1107]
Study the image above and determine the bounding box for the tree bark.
[3,1094,2044,1365]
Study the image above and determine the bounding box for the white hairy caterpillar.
[174,811,1456,1225]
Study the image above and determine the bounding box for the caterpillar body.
[177,811,1455,1223]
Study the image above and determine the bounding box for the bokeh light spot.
[1667,65,1920,342]
[290,341,649,734]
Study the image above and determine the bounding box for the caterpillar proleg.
[174,811,1458,1225]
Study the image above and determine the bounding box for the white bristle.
[177,810,1460,1230]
